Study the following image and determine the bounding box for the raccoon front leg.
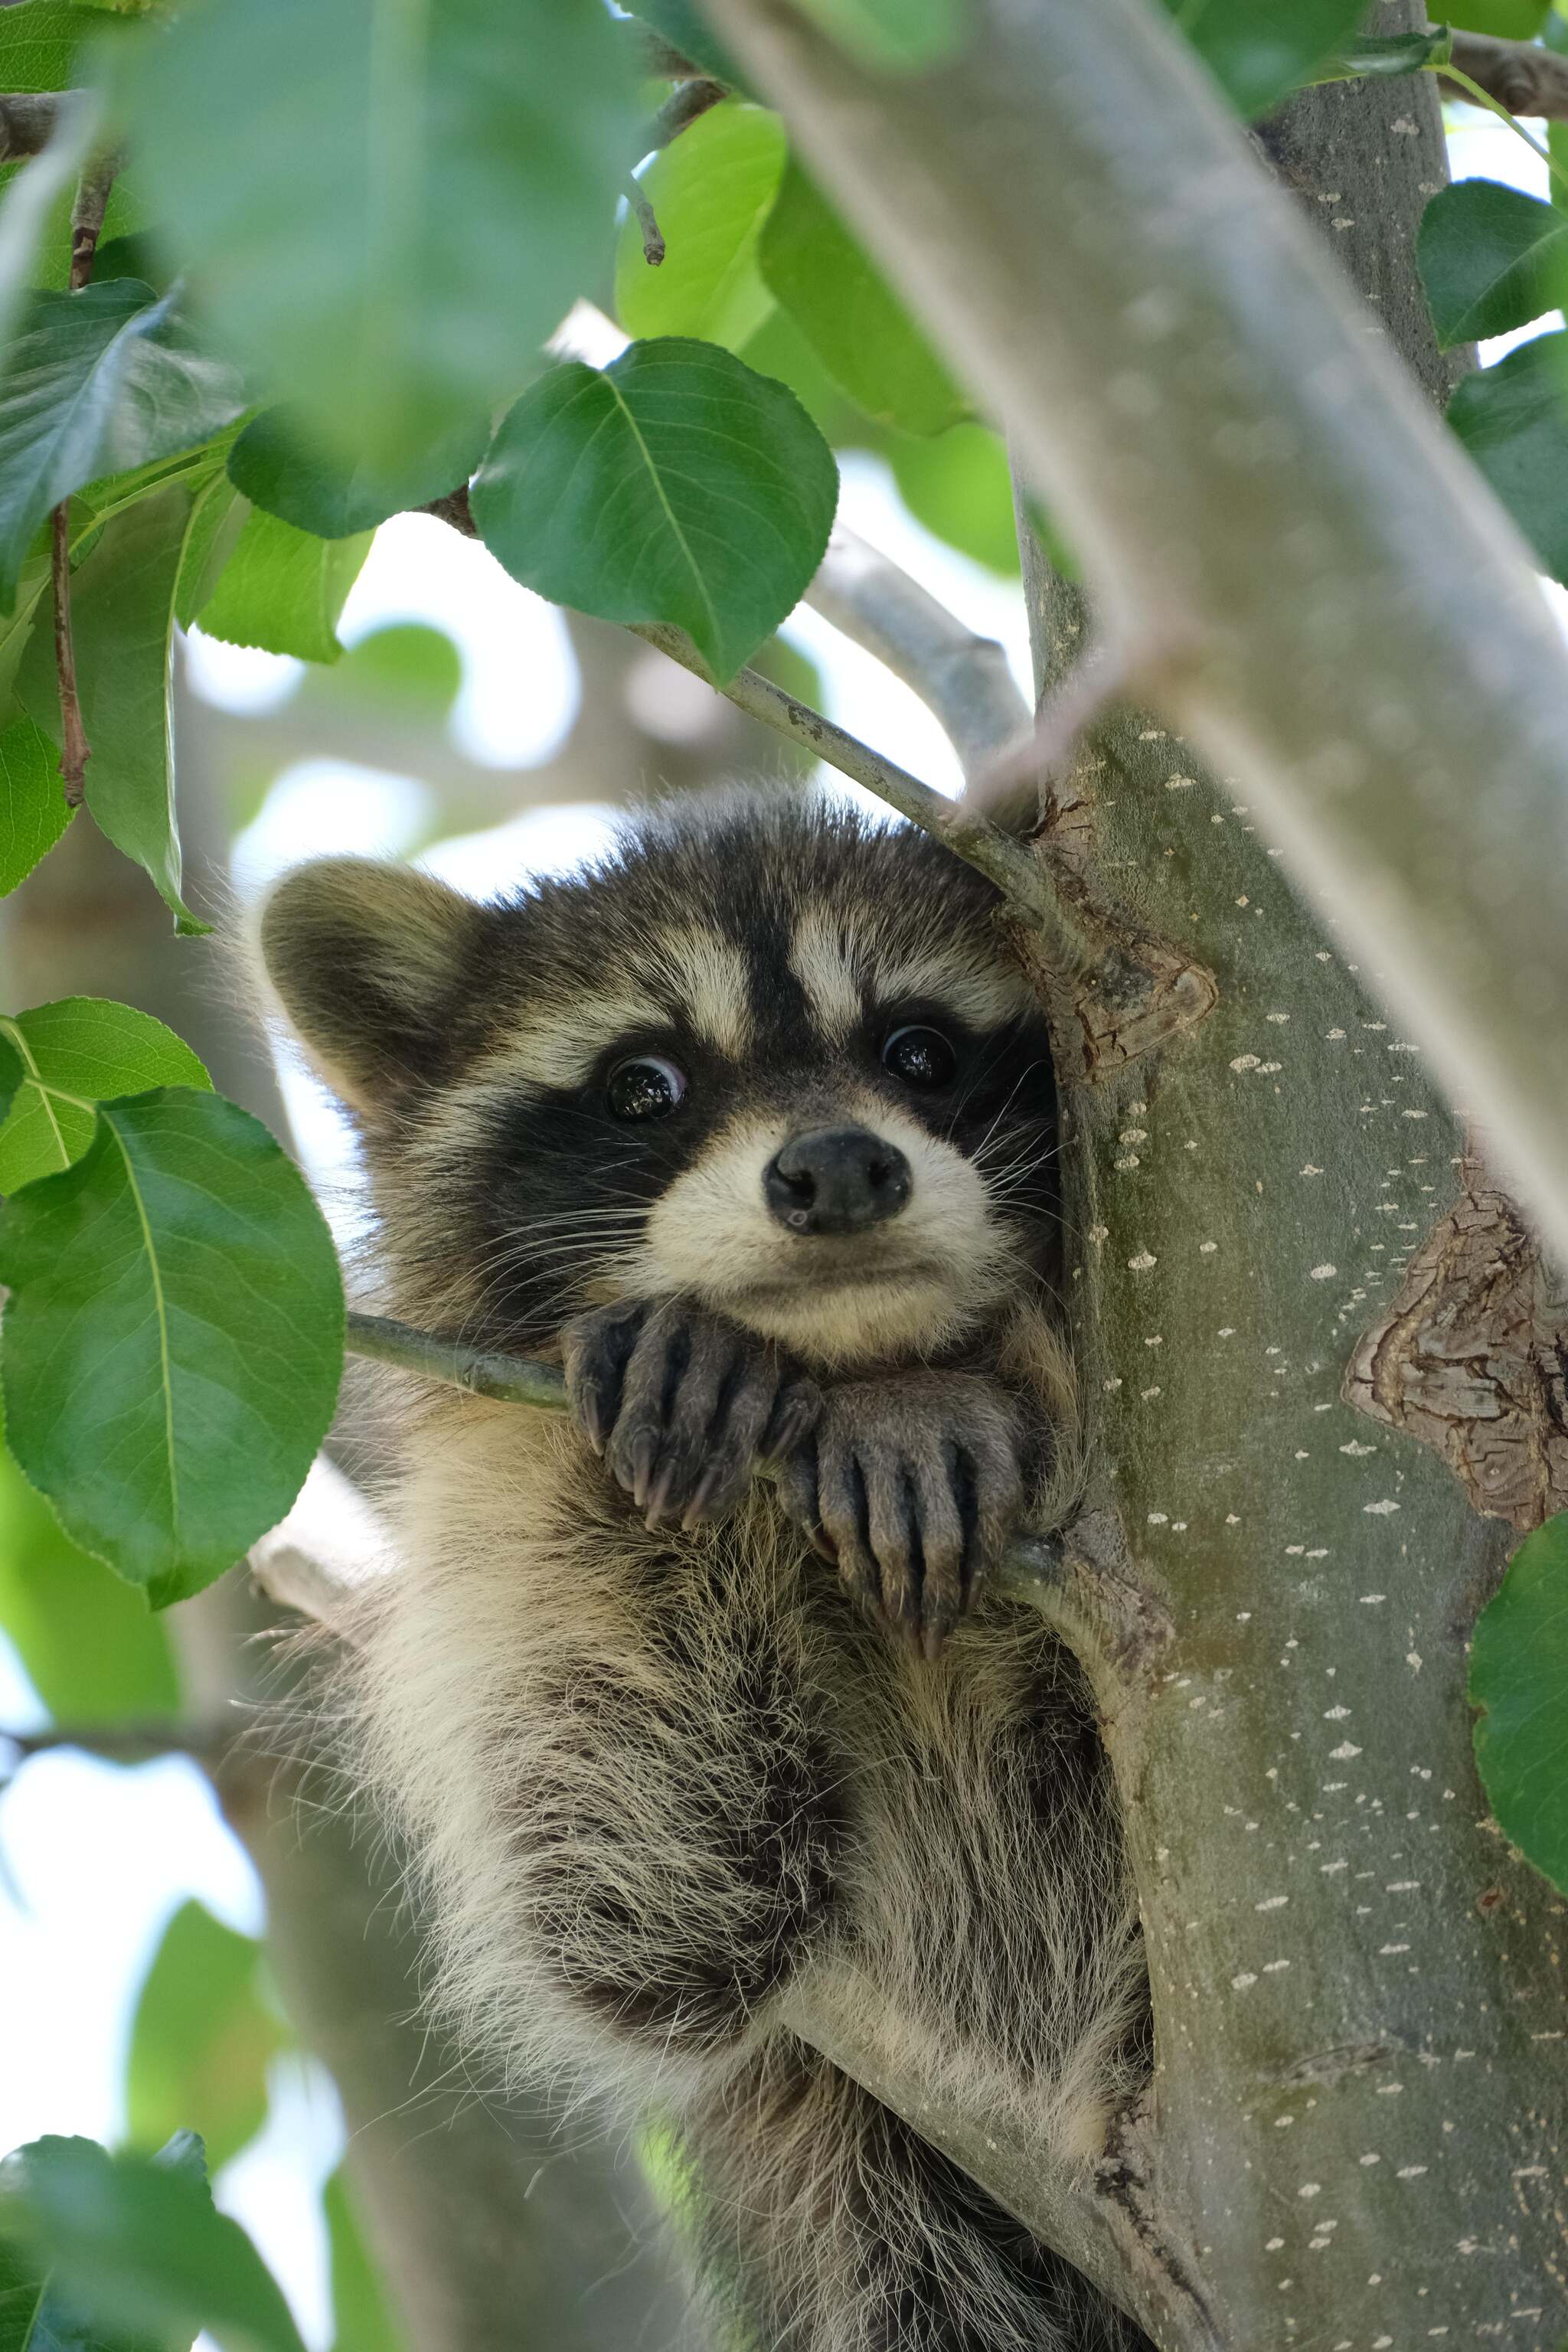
[564,1298,819,1528]
[774,1372,1034,1657]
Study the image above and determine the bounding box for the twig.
[626,178,665,266]
[414,482,1094,966]
[47,142,119,807]
[804,521,1029,780]
[0,1718,235,1771]
[49,505,88,805]
[649,77,726,149]
[345,1307,569,1409]
[0,90,62,162]
[1439,29,1568,121]
[67,144,119,289]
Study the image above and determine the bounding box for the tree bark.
[703,5,1568,2344]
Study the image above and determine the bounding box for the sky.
[0,100,1554,2349]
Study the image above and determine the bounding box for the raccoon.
[260,787,1152,2352]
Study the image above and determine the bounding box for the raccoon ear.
[259,857,488,1116]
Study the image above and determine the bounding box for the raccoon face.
[260,792,1060,1370]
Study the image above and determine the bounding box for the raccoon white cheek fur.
[260,789,1153,2352]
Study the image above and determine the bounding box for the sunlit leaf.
[323,2171,408,2352]
[887,423,1021,575]
[197,508,373,665]
[0,1089,343,1606]
[1444,0,1550,32]
[472,338,838,684]
[227,409,487,542]
[0,1439,181,1723]
[1448,331,1568,586]
[0,997,209,1194]
[122,0,641,474]
[0,716,71,896]
[128,1905,283,2174]
[1418,180,1568,348]
[1159,0,1367,118]
[760,158,965,436]
[0,2133,305,2352]
[615,102,784,351]
[0,281,245,609]
[1471,1509,1568,1894]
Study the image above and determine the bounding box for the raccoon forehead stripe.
[629,925,754,1060]
[788,909,863,1040]
[876,950,1037,1031]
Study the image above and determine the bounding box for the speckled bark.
[702,2,1568,2344]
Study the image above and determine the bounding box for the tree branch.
[1440,28,1568,119]
[648,76,725,149]
[0,91,64,162]
[804,521,1029,781]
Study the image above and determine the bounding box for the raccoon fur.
[259,787,1152,2352]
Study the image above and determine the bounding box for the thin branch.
[414,481,1097,969]
[804,521,1029,779]
[625,177,665,266]
[49,504,88,805]
[47,142,119,808]
[345,1307,570,1410]
[0,1719,234,1771]
[1439,29,1568,120]
[0,90,63,162]
[649,77,726,149]
[67,143,119,290]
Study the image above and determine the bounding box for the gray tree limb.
[805,521,1029,779]
[700,0,1568,1271]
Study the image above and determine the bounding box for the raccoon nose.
[763,1126,911,1236]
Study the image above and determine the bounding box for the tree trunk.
[706,5,1568,2343]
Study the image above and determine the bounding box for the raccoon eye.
[881,1024,957,1090]
[607,1054,688,1121]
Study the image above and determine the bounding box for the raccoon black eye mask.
[258,787,1152,2352]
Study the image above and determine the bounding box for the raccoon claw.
[561,1300,819,1533]
[776,1377,1027,1657]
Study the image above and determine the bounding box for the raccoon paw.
[561,1300,820,1533]
[775,1375,1027,1658]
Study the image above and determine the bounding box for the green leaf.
[1418,180,1568,348]
[16,479,220,931]
[615,102,785,352]
[322,2172,407,2352]
[1448,331,1568,585]
[760,158,965,436]
[0,1089,344,1606]
[0,998,209,1196]
[628,2,755,92]
[887,422,1021,575]
[0,88,100,361]
[0,1445,179,1726]
[296,622,462,721]
[0,2134,305,2352]
[788,0,969,73]
[128,1905,283,2175]
[227,409,486,542]
[0,1033,20,1125]
[1471,1511,1568,1894]
[0,717,71,896]
[1160,0,1368,118]
[1444,0,1550,31]
[472,338,838,685]
[0,280,245,610]
[122,0,641,475]
[196,508,373,665]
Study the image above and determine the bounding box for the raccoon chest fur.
[260,789,1152,2352]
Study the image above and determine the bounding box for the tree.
[0,0,1563,2345]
